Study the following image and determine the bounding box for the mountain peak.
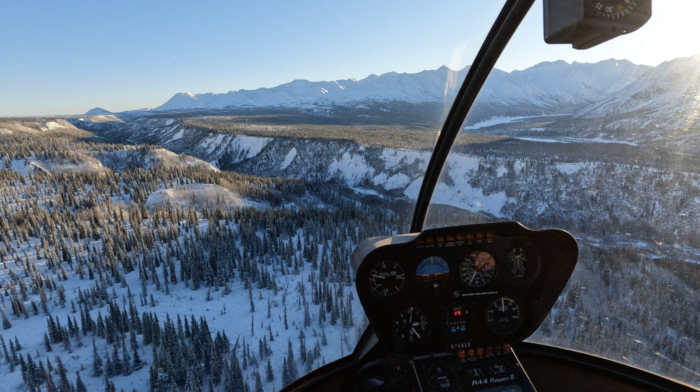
[85,107,113,115]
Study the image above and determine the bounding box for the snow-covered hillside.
[0,134,396,391]
[566,53,700,150]
[145,184,247,211]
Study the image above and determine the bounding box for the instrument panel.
[352,222,578,358]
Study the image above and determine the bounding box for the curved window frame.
[410,0,535,232]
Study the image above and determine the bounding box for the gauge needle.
[412,327,421,339]
[470,272,477,284]
[501,299,505,312]
[372,275,385,279]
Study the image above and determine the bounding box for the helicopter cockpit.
[282,1,697,391]
[4,0,700,391]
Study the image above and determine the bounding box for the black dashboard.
[351,222,578,391]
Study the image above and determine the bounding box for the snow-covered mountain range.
[79,53,700,150]
[152,59,649,123]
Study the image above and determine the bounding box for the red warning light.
[454,310,461,316]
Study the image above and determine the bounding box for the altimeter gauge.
[460,251,497,287]
[486,297,522,335]
[368,261,406,297]
[393,307,429,344]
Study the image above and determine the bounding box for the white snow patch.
[145,184,245,210]
[403,154,507,217]
[403,177,424,199]
[512,137,562,143]
[582,137,638,146]
[380,149,430,170]
[232,135,270,159]
[463,115,558,130]
[445,154,480,173]
[352,187,382,197]
[169,129,184,141]
[556,163,583,175]
[384,173,411,190]
[9,159,33,175]
[280,147,297,169]
[328,152,374,187]
[207,134,226,154]
[372,173,388,186]
[497,166,508,177]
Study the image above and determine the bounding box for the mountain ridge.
[153,59,650,121]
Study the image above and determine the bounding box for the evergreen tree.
[122,339,133,376]
[210,347,223,386]
[104,375,116,392]
[266,358,274,382]
[254,371,264,392]
[44,333,53,352]
[46,372,59,392]
[76,372,88,392]
[56,356,71,392]
[1,309,11,330]
[92,337,104,377]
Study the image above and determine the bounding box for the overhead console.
[351,222,578,391]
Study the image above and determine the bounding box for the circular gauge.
[460,251,497,287]
[428,365,455,389]
[416,256,450,292]
[506,247,536,280]
[486,297,522,335]
[393,307,429,344]
[588,1,637,20]
[368,261,406,298]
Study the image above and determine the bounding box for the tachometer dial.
[368,261,405,297]
[460,251,497,287]
[486,297,522,335]
[393,307,429,344]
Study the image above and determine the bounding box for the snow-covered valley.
[3,51,700,391]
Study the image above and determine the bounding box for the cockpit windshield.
[425,1,700,388]
[0,1,507,391]
[2,0,700,390]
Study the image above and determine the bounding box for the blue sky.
[1,0,698,116]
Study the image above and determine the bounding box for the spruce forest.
[1,113,699,391]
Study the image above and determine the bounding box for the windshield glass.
[424,1,700,388]
[0,1,504,390]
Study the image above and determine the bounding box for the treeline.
[182,116,505,151]
[531,244,700,386]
